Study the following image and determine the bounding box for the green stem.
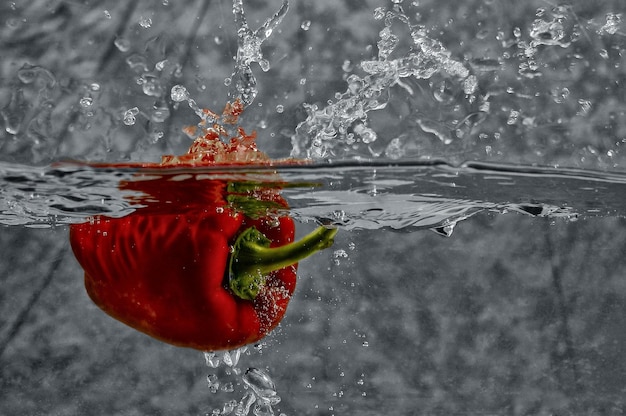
[229,226,338,300]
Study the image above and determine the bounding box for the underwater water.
[3,0,626,415]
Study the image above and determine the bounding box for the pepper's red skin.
[70,100,314,351]
[70,178,297,351]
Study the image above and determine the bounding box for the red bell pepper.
[70,100,337,351]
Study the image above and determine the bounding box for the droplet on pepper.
[70,100,337,351]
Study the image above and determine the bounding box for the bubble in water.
[235,392,256,416]
[253,402,275,416]
[223,347,245,367]
[204,351,221,368]
[103,10,111,19]
[214,35,224,45]
[207,374,220,394]
[300,20,311,31]
[275,104,284,113]
[242,368,280,404]
[170,85,189,102]
[114,37,131,52]
[123,107,139,126]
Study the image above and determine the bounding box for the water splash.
[229,0,289,107]
[290,2,472,159]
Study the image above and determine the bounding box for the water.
[3,0,626,415]
[0,160,624,228]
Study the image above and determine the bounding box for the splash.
[290,2,472,160]
[228,0,290,107]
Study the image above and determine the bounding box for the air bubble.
[275,105,284,113]
[103,10,111,19]
[204,351,221,368]
[300,20,311,31]
[242,368,279,403]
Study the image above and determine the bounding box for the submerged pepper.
[70,100,336,351]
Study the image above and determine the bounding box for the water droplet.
[529,18,569,47]
[300,20,311,31]
[155,59,168,71]
[126,54,149,72]
[123,107,139,126]
[138,16,152,28]
[373,7,386,20]
[353,123,377,144]
[577,99,592,116]
[151,105,170,122]
[507,110,520,125]
[598,13,622,35]
[114,37,131,52]
[170,85,189,102]
[463,75,478,95]
[141,75,163,97]
[17,65,38,84]
[79,97,93,108]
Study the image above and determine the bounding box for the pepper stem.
[229,225,338,300]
